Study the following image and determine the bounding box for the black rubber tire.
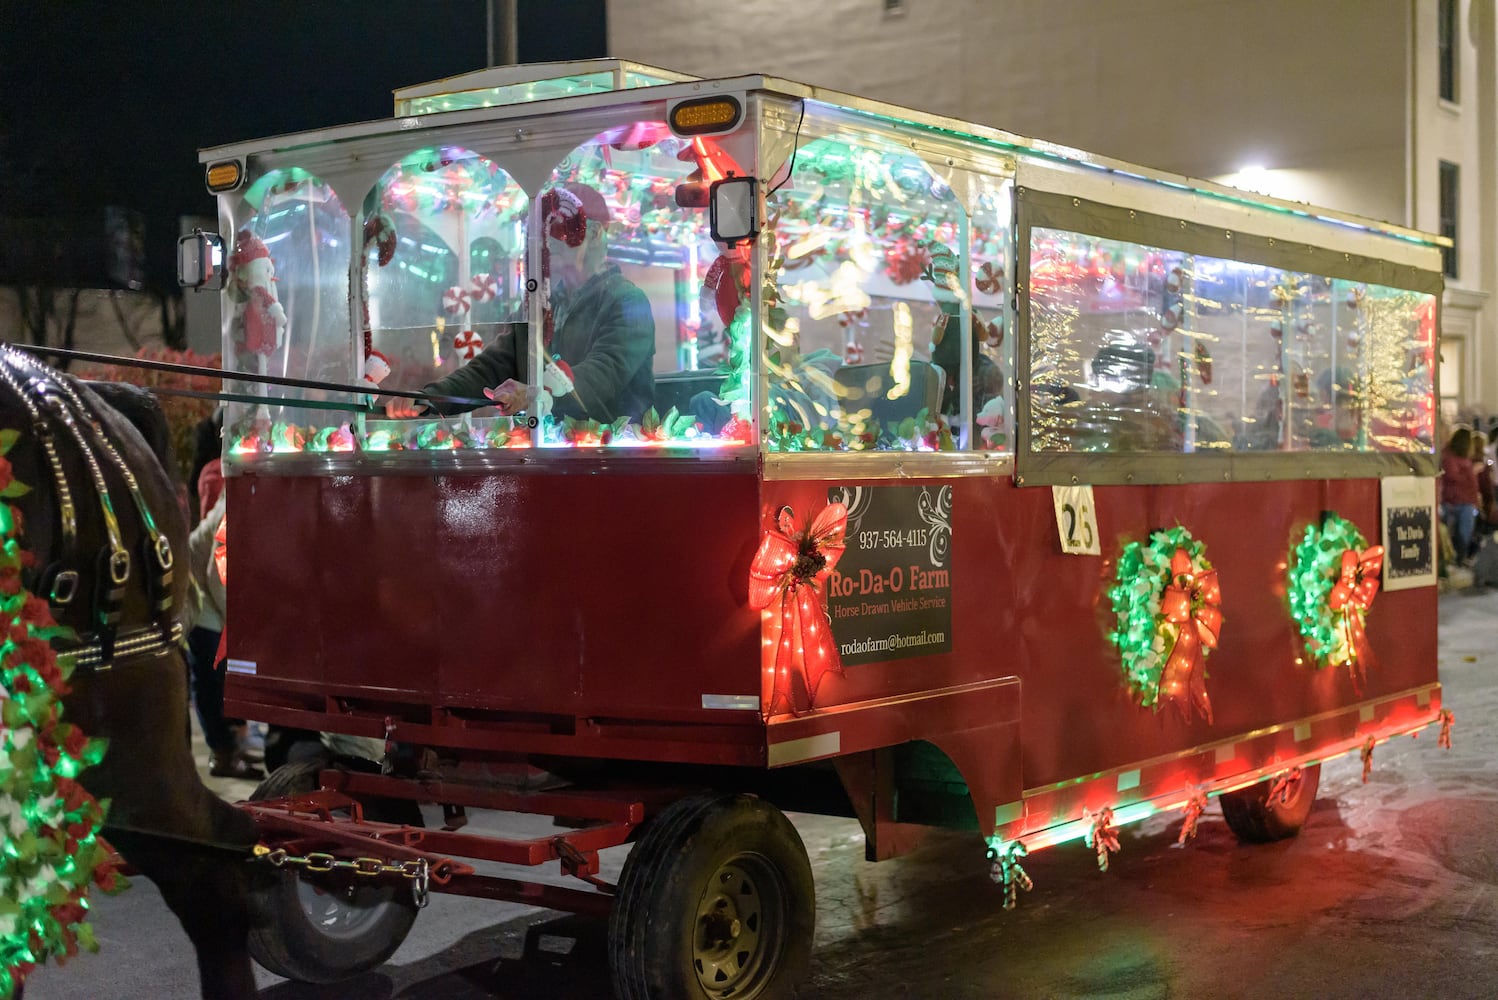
[246,759,420,984]
[1219,764,1321,843]
[608,793,815,1000]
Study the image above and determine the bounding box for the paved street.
[25,581,1498,999]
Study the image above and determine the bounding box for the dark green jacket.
[423,267,655,421]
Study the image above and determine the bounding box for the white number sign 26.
[1052,484,1100,556]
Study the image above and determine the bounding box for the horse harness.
[0,345,182,669]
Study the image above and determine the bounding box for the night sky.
[0,1,603,278]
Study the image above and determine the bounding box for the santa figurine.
[228,230,288,363]
[362,349,392,390]
[356,349,393,438]
[227,230,288,429]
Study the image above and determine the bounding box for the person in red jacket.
[1472,431,1496,558]
[1441,426,1481,567]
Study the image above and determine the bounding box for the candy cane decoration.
[453,330,484,361]
[442,286,472,316]
[1086,808,1120,871]
[470,273,499,303]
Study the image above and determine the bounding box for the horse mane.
[82,380,175,477]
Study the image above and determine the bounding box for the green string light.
[0,434,123,999]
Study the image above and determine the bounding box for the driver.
[386,181,655,421]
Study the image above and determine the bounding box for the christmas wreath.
[0,430,122,999]
[1108,526,1221,723]
[1287,513,1383,680]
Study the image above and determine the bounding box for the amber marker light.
[669,97,742,136]
[205,160,243,193]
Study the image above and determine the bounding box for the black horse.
[1,346,261,1000]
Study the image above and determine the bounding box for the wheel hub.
[701,894,743,946]
[692,857,784,996]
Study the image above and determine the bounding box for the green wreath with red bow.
[1108,526,1222,723]
[1288,513,1383,681]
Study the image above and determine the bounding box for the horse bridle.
[0,345,182,669]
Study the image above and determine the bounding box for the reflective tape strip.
[1117,769,1140,792]
[702,694,760,711]
[1293,723,1312,742]
[994,800,1023,826]
[226,659,258,675]
[1215,744,1238,764]
[767,731,840,767]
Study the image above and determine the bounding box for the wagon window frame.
[1012,188,1442,488]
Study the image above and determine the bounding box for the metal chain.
[255,848,431,908]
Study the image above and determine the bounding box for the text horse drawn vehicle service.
[169,59,1450,998]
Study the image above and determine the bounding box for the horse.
[0,345,261,1000]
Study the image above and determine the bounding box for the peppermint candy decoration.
[453,329,484,361]
[976,260,1004,295]
[442,286,471,316]
[470,273,499,303]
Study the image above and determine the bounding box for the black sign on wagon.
[826,485,954,665]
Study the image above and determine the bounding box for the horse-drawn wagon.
[170,59,1449,999]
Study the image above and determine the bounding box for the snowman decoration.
[227,230,288,426]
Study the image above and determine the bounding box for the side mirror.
[709,176,759,246]
[177,230,225,290]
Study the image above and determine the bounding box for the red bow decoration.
[1327,544,1384,683]
[748,503,848,717]
[1157,548,1221,724]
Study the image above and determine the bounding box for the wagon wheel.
[609,793,815,1000]
[1219,763,1321,843]
[246,758,420,984]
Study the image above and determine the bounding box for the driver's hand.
[483,379,532,416]
[383,395,426,419]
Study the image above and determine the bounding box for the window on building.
[1439,160,1459,279]
[1439,0,1458,102]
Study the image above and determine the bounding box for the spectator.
[1441,426,1481,568]
[1472,431,1496,558]
[187,460,261,779]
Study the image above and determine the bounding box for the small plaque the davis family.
[826,485,954,665]
[1380,476,1436,591]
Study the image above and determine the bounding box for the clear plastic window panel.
[361,146,529,451]
[223,167,351,456]
[528,121,756,449]
[763,131,997,452]
[1027,228,1436,454]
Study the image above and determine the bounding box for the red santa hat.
[230,230,270,271]
[543,181,611,247]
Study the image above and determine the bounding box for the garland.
[1108,526,1221,722]
[0,430,122,999]
[1287,513,1383,679]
